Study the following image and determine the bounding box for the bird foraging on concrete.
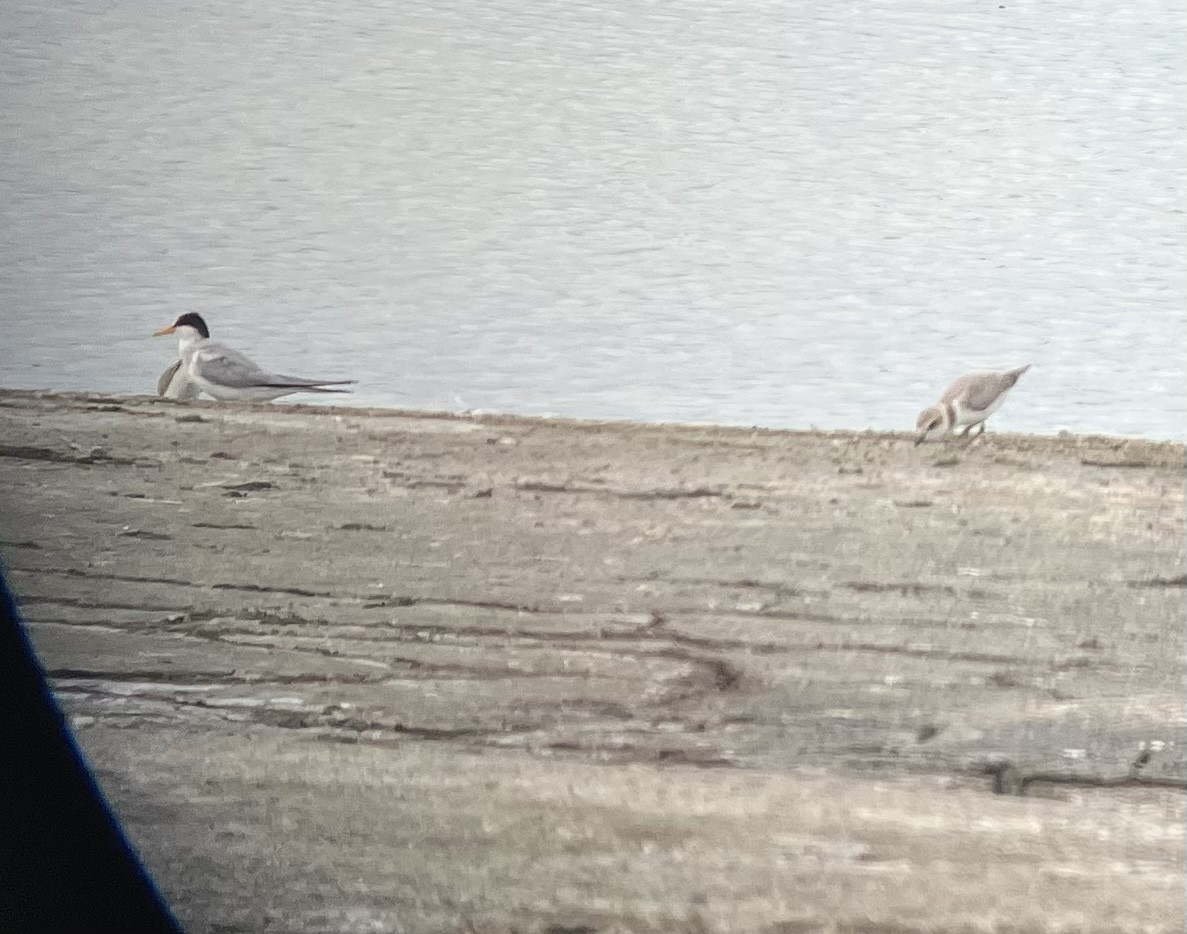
[914,365,1030,445]
[153,313,356,402]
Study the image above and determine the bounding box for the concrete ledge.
[2,390,1184,933]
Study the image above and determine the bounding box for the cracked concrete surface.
[1,389,1184,933]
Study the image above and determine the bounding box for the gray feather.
[940,365,1030,413]
[195,342,354,390]
[157,359,200,400]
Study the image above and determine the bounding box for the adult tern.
[153,313,356,402]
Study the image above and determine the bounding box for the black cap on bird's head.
[153,313,209,339]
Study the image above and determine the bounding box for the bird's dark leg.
[963,422,986,445]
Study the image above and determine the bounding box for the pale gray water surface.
[1,1,1183,438]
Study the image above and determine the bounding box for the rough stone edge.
[1,387,1183,467]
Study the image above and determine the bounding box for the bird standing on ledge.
[153,313,356,402]
[915,365,1031,445]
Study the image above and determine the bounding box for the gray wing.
[940,367,1028,411]
[192,342,281,388]
[157,359,200,399]
[195,342,354,389]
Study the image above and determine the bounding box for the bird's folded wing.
[943,373,1010,412]
[193,344,280,388]
[196,344,351,389]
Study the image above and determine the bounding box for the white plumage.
[154,314,355,402]
[915,365,1030,445]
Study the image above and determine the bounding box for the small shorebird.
[156,358,200,400]
[914,365,1031,445]
[153,313,356,402]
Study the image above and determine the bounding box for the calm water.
[1,1,1183,438]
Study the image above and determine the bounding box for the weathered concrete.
[1,389,1184,934]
